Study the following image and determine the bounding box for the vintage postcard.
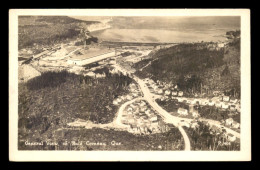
[9,9,251,161]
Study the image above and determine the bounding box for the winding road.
[114,63,241,150]
[114,64,191,150]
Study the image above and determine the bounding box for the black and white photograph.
[9,9,251,161]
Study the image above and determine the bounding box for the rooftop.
[69,48,115,60]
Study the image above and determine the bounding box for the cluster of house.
[208,124,238,142]
[112,83,141,105]
[172,95,240,113]
[143,78,184,97]
[121,100,170,135]
[184,120,238,142]
[143,78,240,113]
[84,71,106,78]
[206,42,226,51]
[177,105,200,118]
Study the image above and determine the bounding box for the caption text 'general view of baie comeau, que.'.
[18,16,241,151]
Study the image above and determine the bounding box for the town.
[18,16,241,151]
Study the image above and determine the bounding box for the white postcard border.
[9,9,251,161]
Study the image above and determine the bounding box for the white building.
[215,101,222,108]
[157,89,163,94]
[222,102,229,109]
[225,118,234,126]
[227,134,236,142]
[113,100,118,105]
[230,97,238,104]
[201,99,209,106]
[208,100,215,106]
[222,96,230,102]
[67,49,116,66]
[172,91,178,96]
[177,108,188,116]
[165,90,171,96]
[178,91,184,97]
[232,122,240,129]
[192,110,200,118]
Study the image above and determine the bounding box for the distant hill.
[134,34,241,98]
[18,16,100,49]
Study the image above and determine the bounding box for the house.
[222,102,229,109]
[235,105,241,112]
[150,115,158,122]
[222,96,230,102]
[120,95,126,100]
[201,99,208,106]
[126,95,133,100]
[208,100,215,106]
[230,97,238,104]
[215,101,222,108]
[165,90,171,96]
[218,43,225,48]
[116,98,122,103]
[186,100,191,104]
[178,91,184,97]
[190,122,199,129]
[145,109,151,115]
[127,107,133,112]
[230,105,236,111]
[130,124,138,132]
[232,121,240,129]
[190,99,197,105]
[177,108,188,116]
[158,89,163,94]
[192,110,200,118]
[213,91,221,96]
[141,115,149,120]
[121,119,129,125]
[227,134,236,142]
[172,91,178,96]
[153,85,159,91]
[139,125,147,134]
[127,111,133,115]
[211,96,220,103]
[189,105,194,113]
[151,120,159,126]
[113,100,118,105]
[130,104,137,109]
[140,101,146,107]
[225,118,234,126]
[132,93,139,97]
[140,106,147,113]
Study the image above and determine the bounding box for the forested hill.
[134,34,241,98]
[18,16,99,49]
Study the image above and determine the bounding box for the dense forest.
[134,34,241,98]
[18,70,133,149]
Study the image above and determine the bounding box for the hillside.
[18,16,100,49]
[134,34,240,98]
